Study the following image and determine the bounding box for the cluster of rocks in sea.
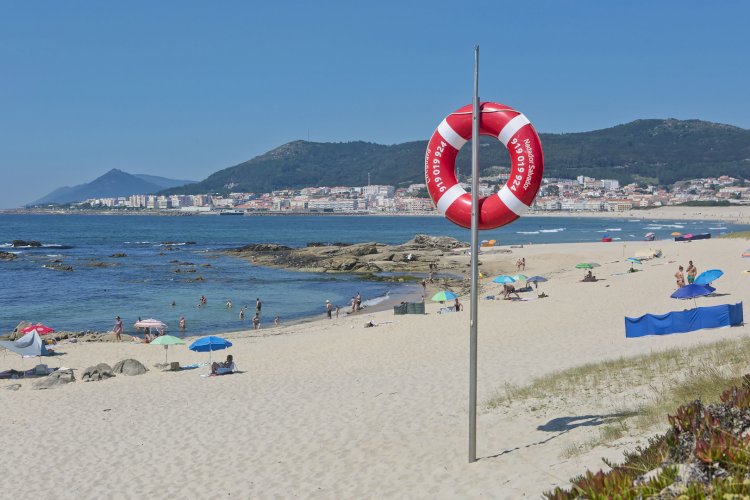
[0,251,17,260]
[225,234,470,274]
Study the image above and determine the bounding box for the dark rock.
[112,359,148,376]
[12,240,42,247]
[82,363,115,382]
[0,251,17,261]
[32,369,75,389]
[43,264,73,271]
[232,243,292,252]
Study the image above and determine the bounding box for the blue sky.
[2,1,749,208]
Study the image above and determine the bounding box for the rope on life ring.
[424,102,544,229]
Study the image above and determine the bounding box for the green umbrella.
[431,291,458,302]
[150,335,185,363]
[575,262,600,269]
[511,274,528,282]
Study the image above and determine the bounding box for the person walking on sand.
[252,312,260,330]
[326,300,333,319]
[113,316,123,342]
[179,316,185,335]
[521,257,526,271]
[686,260,698,284]
[675,265,686,288]
[335,305,340,319]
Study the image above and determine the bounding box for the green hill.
[165,119,750,195]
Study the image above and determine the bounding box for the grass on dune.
[486,336,750,453]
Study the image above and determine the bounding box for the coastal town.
[47,174,750,214]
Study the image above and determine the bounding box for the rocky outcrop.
[225,235,469,274]
[12,240,42,247]
[0,251,17,260]
[32,369,75,389]
[43,264,73,271]
[112,359,148,376]
[82,363,115,382]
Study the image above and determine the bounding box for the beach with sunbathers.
[2,233,750,497]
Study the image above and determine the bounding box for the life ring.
[424,102,544,229]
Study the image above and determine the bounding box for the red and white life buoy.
[425,102,544,229]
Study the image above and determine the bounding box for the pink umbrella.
[683,233,694,239]
[20,324,55,335]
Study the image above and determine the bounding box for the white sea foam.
[362,292,390,308]
[517,231,540,235]
[605,228,622,231]
[709,227,727,230]
[539,228,566,233]
[627,220,641,222]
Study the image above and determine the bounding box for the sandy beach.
[528,204,750,223]
[2,233,750,498]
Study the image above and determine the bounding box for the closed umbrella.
[189,336,232,363]
[431,291,458,302]
[694,269,723,285]
[150,335,185,363]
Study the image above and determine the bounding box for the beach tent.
[0,330,51,357]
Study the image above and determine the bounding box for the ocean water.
[1,213,746,335]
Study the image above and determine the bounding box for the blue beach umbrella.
[626,257,642,264]
[671,284,716,308]
[694,269,724,285]
[431,291,458,302]
[189,336,232,363]
[492,275,516,284]
[526,276,548,283]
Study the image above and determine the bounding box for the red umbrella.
[20,324,55,335]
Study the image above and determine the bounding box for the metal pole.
[469,45,480,464]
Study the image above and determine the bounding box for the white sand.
[2,235,750,498]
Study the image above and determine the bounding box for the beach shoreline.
[3,234,750,497]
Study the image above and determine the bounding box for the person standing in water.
[256,298,262,316]
[179,316,185,335]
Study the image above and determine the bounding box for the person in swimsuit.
[675,266,686,288]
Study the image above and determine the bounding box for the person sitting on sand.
[583,270,597,282]
[211,355,236,375]
[454,298,463,311]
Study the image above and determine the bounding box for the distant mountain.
[163,119,750,195]
[132,174,196,189]
[31,169,195,205]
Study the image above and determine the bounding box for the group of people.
[675,260,698,288]
[515,258,526,272]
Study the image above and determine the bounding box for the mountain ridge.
[163,118,750,196]
[31,169,196,205]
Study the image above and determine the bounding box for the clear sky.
[2,1,749,208]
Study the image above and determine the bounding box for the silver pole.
[469,45,480,464]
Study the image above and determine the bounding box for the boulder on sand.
[112,359,148,376]
[82,363,115,382]
[32,369,75,390]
